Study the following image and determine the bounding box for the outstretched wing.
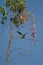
[17,31,23,35]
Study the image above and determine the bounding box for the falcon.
[17,31,27,39]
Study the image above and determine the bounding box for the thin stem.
[5,24,14,65]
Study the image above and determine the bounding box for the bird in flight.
[17,31,27,39]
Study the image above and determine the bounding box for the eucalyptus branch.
[0,0,37,65]
[5,24,14,65]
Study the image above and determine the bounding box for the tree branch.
[5,24,14,65]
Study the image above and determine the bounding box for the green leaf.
[1,20,4,24]
[1,8,5,14]
[0,7,2,12]
[2,15,7,20]
[5,0,12,7]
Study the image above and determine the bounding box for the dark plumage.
[17,31,27,39]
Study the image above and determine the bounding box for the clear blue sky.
[0,0,43,65]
